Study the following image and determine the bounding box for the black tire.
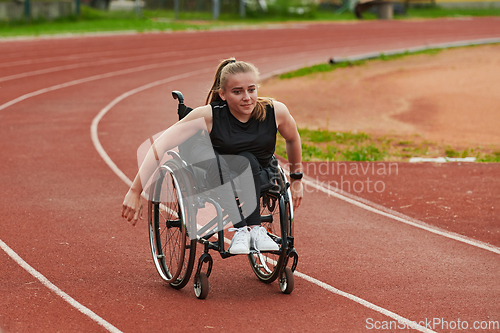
[279,267,294,294]
[194,272,209,299]
[148,160,196,290]
[248,167,293,283]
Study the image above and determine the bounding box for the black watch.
[289,171,303,180]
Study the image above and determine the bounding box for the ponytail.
[205,58,273,121]
[205,58,236,105]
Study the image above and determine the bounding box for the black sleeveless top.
[209,101,277,166]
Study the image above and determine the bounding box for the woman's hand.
[121,188,143,226]
[290,179,303,210]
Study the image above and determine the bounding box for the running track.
[1,18,499,332]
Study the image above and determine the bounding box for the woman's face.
[219,71,258,122]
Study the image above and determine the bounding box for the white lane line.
[0,63,169,112]
[0,239,123,333]
[0,44,230,82]
[90,68,213,188]
[0,41,338,113]
[0,50,125,68]
[301,176,500,255]
[0,50,183,83]
[0,68,211,333]
[4,36,497,332]
[0,64,209,333]
[0,46,174,68]
[91,75,435,333]
[0,41,328,83]
[0,47,336,330]
[0,55,219,112]
[295,272,434,332]
[217,236,433,332]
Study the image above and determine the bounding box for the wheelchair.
[147,91,298,299]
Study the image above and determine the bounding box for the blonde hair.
[205,58,273,122]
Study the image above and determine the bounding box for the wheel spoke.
[248,165,293,285]
[148,160,196,289]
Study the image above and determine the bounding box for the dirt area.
[261,45,500,247]
[261,44,500,149]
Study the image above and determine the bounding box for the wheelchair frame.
[147,91,299,299]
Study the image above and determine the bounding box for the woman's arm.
[274,101,303,210]
[122,105,212,225]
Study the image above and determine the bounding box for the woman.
[122,58,303,255]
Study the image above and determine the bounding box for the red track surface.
[1,19,499,332]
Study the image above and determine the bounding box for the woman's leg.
[187,145,246,228]
[209,152,260,228]
[234,151,261,227]
[187,147,277,252]
[189,149,261,228]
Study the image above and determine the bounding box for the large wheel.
[148,160,196,290]
[248,166,293,283]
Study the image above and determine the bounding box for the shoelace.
[228,227,250,246]
[250,227,268,253]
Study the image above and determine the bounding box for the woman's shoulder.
[271,100,287,111]
[271,100,292,124]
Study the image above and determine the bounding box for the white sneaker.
[250,226,279,252]
[228,227,251,254]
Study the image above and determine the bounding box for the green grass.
[0,7,216,36]
[1,4,500,37]
[276,129,499,162]
[402,5,500,19]
[0,4,350,37]
[279,60,367,79]
[279,48,451,79]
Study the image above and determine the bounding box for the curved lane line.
[0,50,185,83]
[0,239,123,333]
[302,176,500,255]
[0,41,337,113]
[0,65,211,333]
[3,35,498,333]
[0,44,234,82]
[91,73,435,333]
[90,68,213,188]
[0,41,332,83]
[0,66,212,333]
[0,56,219,112]
[0,46,176,68]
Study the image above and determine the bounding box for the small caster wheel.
[279,267,294,294]
[194,272,209,299]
